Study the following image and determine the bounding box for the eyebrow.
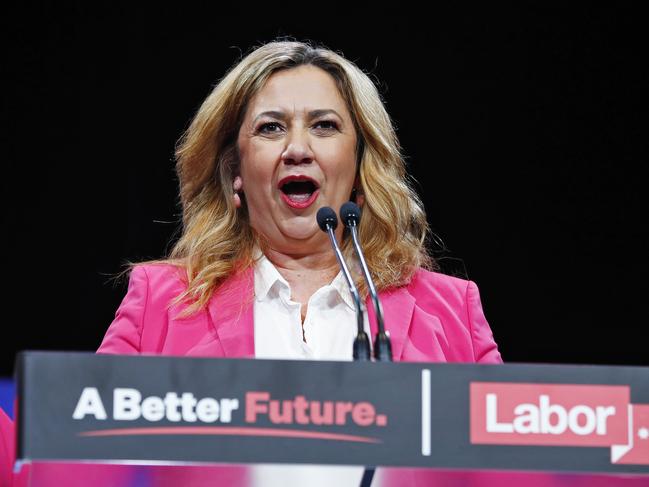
[253,109,342,124]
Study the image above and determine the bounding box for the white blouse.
[252,253,377,487]
[253,252,371,361]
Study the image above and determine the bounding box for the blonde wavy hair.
[136,40,434,317]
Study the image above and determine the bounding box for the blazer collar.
[186,266,416,361]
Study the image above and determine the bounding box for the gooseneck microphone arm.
[317,206,374,487]
[316,207,371,361]
[340,202,393,362]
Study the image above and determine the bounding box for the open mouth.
[278,176,320,209]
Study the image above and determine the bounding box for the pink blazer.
[95,264,504,486]
[97,264,502,363]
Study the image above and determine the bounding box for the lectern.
[12,352,649,485]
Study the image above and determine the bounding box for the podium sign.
[15,352,649,474]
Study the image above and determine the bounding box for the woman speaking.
[98,40,501,365]
[96,39,501,486]
[0,40,501,486]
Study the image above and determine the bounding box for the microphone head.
[340,201,361,227]
[316,206,338,232]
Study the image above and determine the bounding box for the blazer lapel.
[185,268,255,358]
[366,287,415,361]
[182,267,415,361]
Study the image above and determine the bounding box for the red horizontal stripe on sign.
[78,426,381,444]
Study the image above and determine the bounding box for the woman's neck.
[264,246,340,308]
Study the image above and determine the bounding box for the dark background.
[2,6,647,376]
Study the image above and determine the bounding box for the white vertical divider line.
[421,368,431,456]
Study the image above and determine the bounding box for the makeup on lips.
[278,175,320,209]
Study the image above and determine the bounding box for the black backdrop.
[2,6,647,375]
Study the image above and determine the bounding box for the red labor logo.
[470,382,648,466]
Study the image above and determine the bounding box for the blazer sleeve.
[466,280,503,364]
[97,266,149,354]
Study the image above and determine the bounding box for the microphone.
[340,202,393,362]
[316,207,371,361]
[320,205,378,487]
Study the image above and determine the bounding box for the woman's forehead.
[246,66,349,120]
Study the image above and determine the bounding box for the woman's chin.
[283,230,319,242]
[277,224,322,245]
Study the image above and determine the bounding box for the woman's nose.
[281,130,314,165]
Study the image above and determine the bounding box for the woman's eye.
[257,120,338,134]
[258,122,283,134]
[314,120,338,130]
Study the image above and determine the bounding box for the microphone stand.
[316,207,371,360]
[316,207,373,485]
[341,202,393,362]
